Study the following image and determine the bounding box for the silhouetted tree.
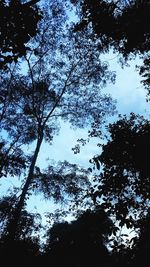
[138,56,150,94]
[1,0,116,240]
[0,67,31,177]
[131,211,150,266]
[73,0,150,92]
[73,0,150,58]
[44,208,114,267]
[32,160,91,204]
[0,139,27,177]
[0,192,42,266]
[111,211,150,267]
[0,0,42,69]
[89,113,150,229]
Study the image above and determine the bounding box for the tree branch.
[43,64,78,126]
[23,0,40,7]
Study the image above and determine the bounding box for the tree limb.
[23,0,40,7]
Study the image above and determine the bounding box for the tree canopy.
[73,0,150,57]
[0,0,42,69]
[89,113,150,229]
[0,0,116,240]
[44,208,114,267]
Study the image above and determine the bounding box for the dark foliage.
[0,0,42,69]
[138,55,150,95]
[0,193,42,266]
[0,140,27,177]
[73,0,150,58]
[90,113,150,228]
[0,193,149,266]
[131,211,150,266]
[32,161,91,204]
[73,0,150,91]
[44,208,114,267]
[0,238,41,267]
[112,211,150,267]
[0,193,42,240]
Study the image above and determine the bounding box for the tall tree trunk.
[7,130,44,241]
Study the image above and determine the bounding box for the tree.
[0,67,30,177]
[73,0,150,58]
[0,0,42,69]
[138,56,150,95]
[44,208,114,267]
[32,160,91,205]
[0,193,42,266]
[0,0,42,174]
[131,211,150,266]
[0,139,27,178]
[88,113,150,229]
[1,0,116,240]
[0,192,42,240]
[72,0,150,92]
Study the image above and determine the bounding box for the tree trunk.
[7,130,44,241]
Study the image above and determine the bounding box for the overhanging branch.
[23,0,40,7]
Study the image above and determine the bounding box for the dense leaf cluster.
[74,0,150,57]
[0,0,42,68]
[90,114,150,228]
